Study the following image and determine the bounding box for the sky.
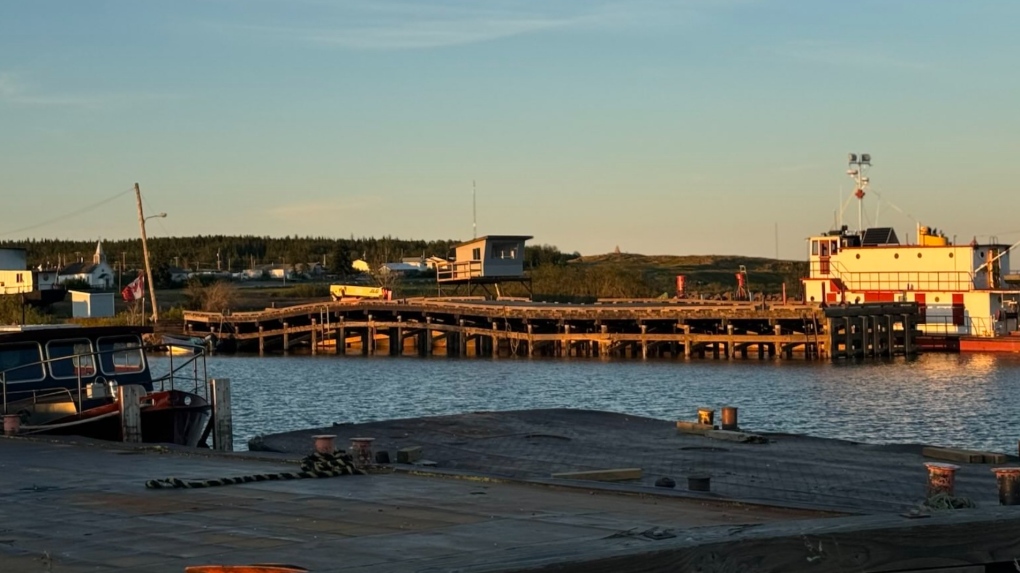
[1,0,1019,259]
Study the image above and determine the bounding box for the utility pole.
[135,183,160,324]
[472,180,477,239]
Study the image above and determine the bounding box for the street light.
[135,183,167,324]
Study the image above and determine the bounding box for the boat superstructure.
[803,154,1020,338]
[1,325,212,445]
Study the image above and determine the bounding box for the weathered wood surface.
[255,410,1010,515]
[184,299,823,325]
[551,468,643,482]
[473,506,1020,573]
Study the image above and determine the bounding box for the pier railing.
[436,260,482,282]
[814,260,973,293]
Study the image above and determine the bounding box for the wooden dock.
[183,299,921,360]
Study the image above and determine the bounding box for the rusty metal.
[924,462,960,498]
[992,468,1020,506]
[697,408,714,426]
[720,406,739,431]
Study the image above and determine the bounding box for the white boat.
[802,154,1020,341]
[162,334,214,355]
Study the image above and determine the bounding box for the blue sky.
[2,0,1018,258]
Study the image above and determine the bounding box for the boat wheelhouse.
[803,155,1020,339]
[1,325,212,445]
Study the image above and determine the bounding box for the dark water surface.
[153,353,1020,453]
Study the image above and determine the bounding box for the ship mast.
[847,153,871,235]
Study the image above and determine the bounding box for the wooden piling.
[118,384,144,443]
[209,378,233,451]
[311,318,317,355]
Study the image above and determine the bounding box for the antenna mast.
[472,180,477,239]
[847,153,872,234]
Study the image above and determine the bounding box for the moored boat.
[803,154,1020,351]
[1,325,212,445]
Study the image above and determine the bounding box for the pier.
[4,409,1020,572]
[183,299,922,360]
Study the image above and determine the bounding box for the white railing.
[812,260,974,292]
[437,260,482,282]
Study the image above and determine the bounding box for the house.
[57,242,115,289]
[400,256,447,271]
[0,247,32,295]
[437,235,532,282]
[167,266,191,283]
[378,262,422,275]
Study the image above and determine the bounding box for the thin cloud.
[215,0,733,51]
[267,197,381,220]
[0,72,182,108]
[771,41,934,72]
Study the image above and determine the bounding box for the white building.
[57,242,115,289]
[437,235,532,282]
[70,290,115,318]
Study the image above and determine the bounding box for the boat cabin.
[803,225,1019,336]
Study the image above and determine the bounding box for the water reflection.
[150,353,1020,453]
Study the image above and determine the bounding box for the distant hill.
[523,252,807,301]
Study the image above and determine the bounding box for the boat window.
[820,242,829,257]
[830,241,838,255]
[811,241,819,256]
[47,339,96,379]
[97,336,146,375]
[0,342,45,383]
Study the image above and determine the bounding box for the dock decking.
[4,408,1020,572]
[183,299,922,360]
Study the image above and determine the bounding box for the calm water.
[152,353,1020,454]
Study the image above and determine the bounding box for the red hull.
[959,335,1020,353]
[42,390,211,446]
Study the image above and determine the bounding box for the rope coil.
[145,450,363,489]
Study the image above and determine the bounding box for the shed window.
[471,247,481,260]
[491,242,519,260]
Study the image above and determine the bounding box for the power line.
[0,188,134,238]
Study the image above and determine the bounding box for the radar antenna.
[846,153,872,234]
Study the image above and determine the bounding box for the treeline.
[1,236,579,273]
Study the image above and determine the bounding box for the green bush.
[0,296,57,325]
[61,278,91,291]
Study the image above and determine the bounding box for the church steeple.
[93,241,106,265]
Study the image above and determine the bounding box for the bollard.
[697,408,715,426]
[312,434,336,455]
[687,474,711,492]
[720,406,739,431]
[924,462,960,498]
[4,414,21,436]
[349,437,375,469]
[992,468,1020,506]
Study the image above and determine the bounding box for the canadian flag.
[122,274,145,302]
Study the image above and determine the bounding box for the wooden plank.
[397,446,423,464]
[705,430,768,444]
[490,506,1020,573]
[676,421,716,435]
[983,453,1008,464]
[551,468,642,482]
[922,446,985,464]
